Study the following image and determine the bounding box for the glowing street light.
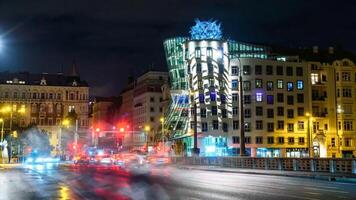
[62,119,70,127]
[0,118,4,142]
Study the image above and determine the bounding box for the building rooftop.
[0,71,88,87]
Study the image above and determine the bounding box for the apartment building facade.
[0,68,89,155]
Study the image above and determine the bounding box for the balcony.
[312,96,326,101]
[312,112,327,117]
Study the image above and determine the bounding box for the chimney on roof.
[328,46,334,54]
[313,46,319,54]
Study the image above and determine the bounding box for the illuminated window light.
[256,93,263,102]
[297,80,303,90]
[287,82,293,91]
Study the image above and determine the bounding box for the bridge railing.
[170,156,356,175]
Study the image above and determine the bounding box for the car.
[148,156,170,165]
[95,154,115,165]
[73,155,90,164]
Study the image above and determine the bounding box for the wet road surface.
[0,163,356,200]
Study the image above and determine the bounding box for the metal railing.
[170,157,356,175]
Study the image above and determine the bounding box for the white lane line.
[304,192,320,196]
[176,178,320,200]
[303,187,349,194]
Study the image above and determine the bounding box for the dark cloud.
[0,0,355,96]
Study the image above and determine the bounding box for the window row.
[232,136,305,145]
[233,79,304,91]
[191,120,306,132]
[189,47,224,60]
[242,107,305,118]
[240,93,305,104]
[232,65,303,76]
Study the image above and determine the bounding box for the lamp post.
[305,113,312,157]
[236,58,246,156]
[160,117,165,153]
[0,118,4,143]
[0,118,4,165]
[144,125,150,152]
[60,119,70,158]
[74,119,78,156]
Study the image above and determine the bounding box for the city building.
[163,19,356,158]
[132,71,169,144]
[92,96,121,129]
[229,58,311,157]
[308,59,356,158]
[0,65,89,155]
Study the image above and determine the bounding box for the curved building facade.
[184,40,231,156]
[163,37,191,144]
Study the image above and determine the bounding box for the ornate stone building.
[0,66,89,155]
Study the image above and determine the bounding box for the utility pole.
[238,59,246,156]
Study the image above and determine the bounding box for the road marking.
[304,191,320,196]
[303,187,348,194]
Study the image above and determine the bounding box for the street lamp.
[160,117,165,152]
[144,125,150,151]
[0,118,4,143]
[305,112,312,157]
[236,58,246,156]
[189,91,200,156]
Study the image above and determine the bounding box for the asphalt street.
[0,163,355,200]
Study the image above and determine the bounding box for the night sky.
[0,0,355,96]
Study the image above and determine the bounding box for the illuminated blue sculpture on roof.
[190,19,222,40]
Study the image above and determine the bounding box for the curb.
[177,165,356,184]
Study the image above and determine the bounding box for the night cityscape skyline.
[1,1,356,199]
[1,0,356,96]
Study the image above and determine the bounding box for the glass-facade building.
[163,20,272,156]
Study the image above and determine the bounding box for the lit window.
[243,81,250,91]
[69,105,75,112]
[287,82,293,91]
[231,66,238,75]
[311,73,318,84]
[255,79,262,88]
[220,94,226,104]
[195,47,201,58]
[297,80,303,90]
[217,47,224,59]
[210,91,216,101]
[185,48,189,59]
[206,47,212,57]
[267,81,273,91]
[232,80,238,90]
[277,80,283,89]
[243,65,251,75]
[256,93,263,102]
[199,94,205,103]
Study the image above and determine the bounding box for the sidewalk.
[176,165,356,183]
[0,163,23,169]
